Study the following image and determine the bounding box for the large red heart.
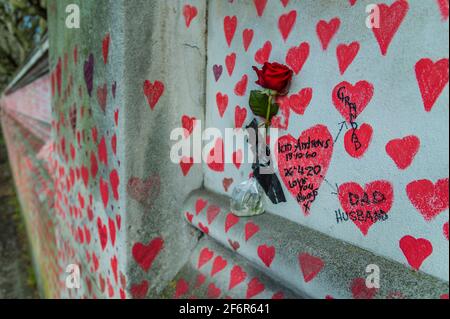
[108,217,116,246]
[316,17,340,51]
[399,235,433,270]
[332,81,374,122]
[285,42,310,75]
[372,0,409,56]
[344,123,373,158]
[132,237,164,272]
[183,4,198,28]
[234,74,248,96]
[338,180,393,235]
[415,58,449,112]
[385,135,420,170]
[143,80,164,110]
[277,125,334,215]
[298,253,324,283]
[336,42,360,75]
[195,198,207,215]
[224,16,237,47]
[406,178,449,221]
[229,265,247,290]
[278,10,297,41]
[257,245,275,267]
[207,283,221,298]
[225,53,236,76]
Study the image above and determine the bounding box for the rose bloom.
[252,62,293,94]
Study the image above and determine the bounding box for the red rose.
[252,62,293,94]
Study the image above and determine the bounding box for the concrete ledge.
[181,189,449,299]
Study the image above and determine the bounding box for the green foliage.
[0,0,47,91]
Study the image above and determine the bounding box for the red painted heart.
[285,42,309,75]
[344,123,373,159]
[183,4,198,28]
[332,81,374,122]
[338,180,394,235]
[372,0,409,56]
[246,277,265,298]
[336,42,360,75]
[399,235,433,270]
[385,135,420,169]
[278,10,297,42]
[257,245,275,267]
[316,17,340,51]
[277,125,334,215]
[406,178,449,221]
[254,41,272,65]
[216,92,228,117]
[132,237,164,272]
[224,16,237,47]
[143,80,164,110]
[415,58,449,112]
[298,253,324,283]
[229,265,247,290]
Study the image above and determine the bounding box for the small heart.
[83,54,94,97]
[185,212,194,223]
[278,10,297,42]
[174,279,189,298]
[285,42,310,75]
[211,256,228,277]
[372,0,409,56]
[229,265,247,290]
[436,0,449,20]
[143,80,165,110]
[213,64,223,82]
[224,16,238,47]
[443,222,449,240]
[130,280,149,299]
[132,237,164,272]
[406,178,449,221]
[102,33,110,64]
[180,156,194,176]
[385,135,420,169]
[225,53,236,76]
[198,247,214,269]
[108,217,117,246]
[206,205,221,225]
[235,106,247,129]
[254,41,272,65]
[232,150,243,170]
[183,4,198,28]
[225,213,240,233]
[253,0,268,17]
[99,177,109,209]
[223,178,234,192]
[351,277,378,299]
[228,239,240,251]
[216,92,229,117]
[257,244,276,267]
[399,235,433,270]
[242,29,254,52]
[234,74,248,96]
[207,138,225,172]
[344,123,373,159]
[316,17,340,51]
[198,222,209,234]
[246,277,265,299]
[109,169,119,201]
[289,87,313,114]
[195,198,208,215]
[181,115,196,138]
[336,42,360,75]
[298,253,324,283]
[245,222,260,241]
[207,283,221,298]
[98,136,108,165]
[97,217,108,250]
[415,58,449,112]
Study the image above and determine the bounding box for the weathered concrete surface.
[0,132,38,299]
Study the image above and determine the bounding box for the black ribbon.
[246,119,286,205]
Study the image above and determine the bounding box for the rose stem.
[265,94,272,137]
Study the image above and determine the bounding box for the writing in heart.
[277,125,334,215]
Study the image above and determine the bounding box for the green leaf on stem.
[249,90,279,121]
